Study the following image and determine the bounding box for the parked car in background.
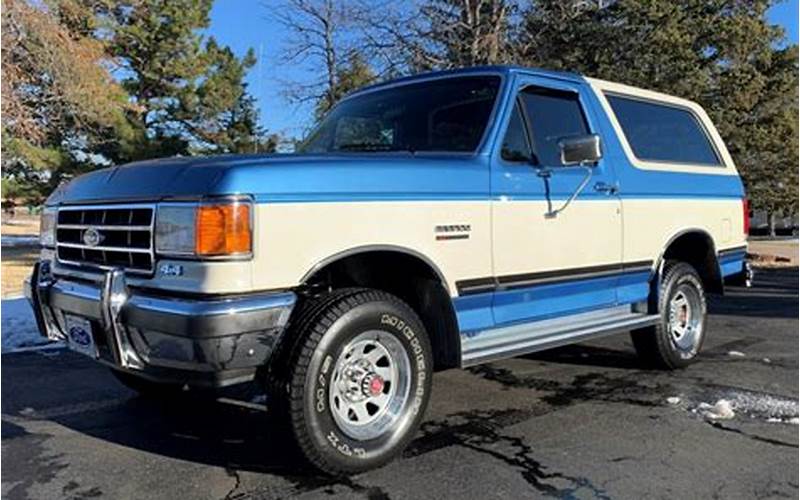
[749,209,798,237]
[27,66,750,474]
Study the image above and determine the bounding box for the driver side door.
[490,76,623,327]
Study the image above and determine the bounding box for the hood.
[46,153,488,205]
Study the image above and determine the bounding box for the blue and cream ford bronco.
[27,66,751,474]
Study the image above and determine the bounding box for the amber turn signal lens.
[195,203,251,256]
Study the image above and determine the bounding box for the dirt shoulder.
[2,215,40,297]
[748,239,799,267]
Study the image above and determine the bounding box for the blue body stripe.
[616,270,652,305]
[718,250,746,278]
[492,275,618,327]
[454,268,653,336]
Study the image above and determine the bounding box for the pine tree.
[101,0,267,160]
[314,53,376,119]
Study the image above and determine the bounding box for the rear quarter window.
[606,94,721,166]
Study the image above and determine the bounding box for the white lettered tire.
[631,261,708,369]
[280,288,432,475]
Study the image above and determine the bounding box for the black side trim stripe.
[456,277,496,294]
[456,260,654,296]
[718,245,747,257]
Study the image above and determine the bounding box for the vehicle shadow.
[708,267,798,319]
[523,343,643,370]
[1,354,336,488]
[49,389,326,478]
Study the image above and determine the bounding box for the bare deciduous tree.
[358,0,515,73]
[273,0,373,116]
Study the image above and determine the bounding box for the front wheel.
[277,288,433,475]
[631,261,708,369]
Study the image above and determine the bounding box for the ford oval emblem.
[68,325,92,346]
[82,227,102,247]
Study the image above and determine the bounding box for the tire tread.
[631,260,707,370]
[273,288,428,475]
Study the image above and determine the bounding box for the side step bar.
[461,306,659,367]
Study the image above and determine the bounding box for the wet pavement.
[2,268,798,499]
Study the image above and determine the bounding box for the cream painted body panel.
[622,198,747,262]
[50,196,743,296]
[252,201,492,295]
[491,200,622,274]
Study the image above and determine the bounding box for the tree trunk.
[768,211,776,237]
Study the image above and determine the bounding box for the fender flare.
[299,244,452,295]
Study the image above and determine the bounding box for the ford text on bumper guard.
[25,261,296,387]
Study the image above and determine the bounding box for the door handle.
[594,182,618,194]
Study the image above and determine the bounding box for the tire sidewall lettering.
[315,354,333,413]
[308,308,430,461]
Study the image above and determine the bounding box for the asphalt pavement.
[2,268,798,499]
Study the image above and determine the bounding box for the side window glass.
[606,94,721,165]
[520,88,589,166]
[501,102,532,162]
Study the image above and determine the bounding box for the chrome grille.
[55,205,155,274]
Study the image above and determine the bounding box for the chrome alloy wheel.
[329,330,412,441]
[668,285,703,352]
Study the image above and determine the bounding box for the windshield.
[298,75,501,154]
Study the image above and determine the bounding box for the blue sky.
[207,0,800,140]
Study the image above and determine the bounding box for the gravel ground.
[1,268,797,499]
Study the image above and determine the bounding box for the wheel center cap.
[362,374,384,397]
[678,306,688,326]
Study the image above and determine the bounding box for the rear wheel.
[271,288,433,475]
[631,261,708,369]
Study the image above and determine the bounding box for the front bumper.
[25,261,296,387]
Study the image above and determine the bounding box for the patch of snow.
[690,389,798,424]
[1,235,39,247]
[1,298,60,352]
[699,399,735,420]
[726,391,798,420]
[790,417,799,425]
[727,351,746,357]
[762,358,771,363]
[666,397,681,405]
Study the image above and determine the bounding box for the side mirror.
[558,134,602,166]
